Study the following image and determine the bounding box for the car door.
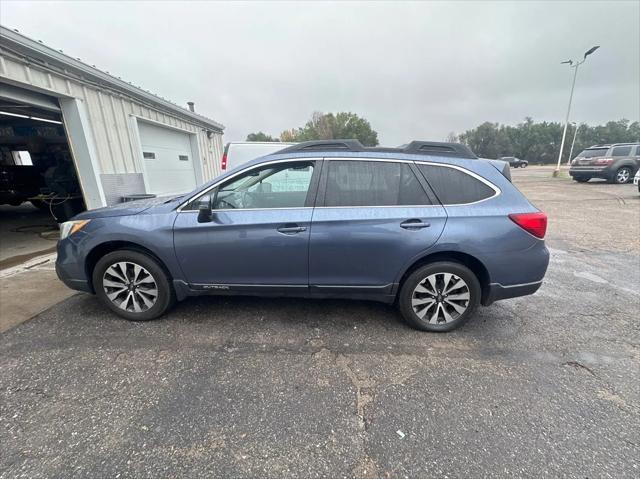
[309,159,447,297]
[173,159,321,293]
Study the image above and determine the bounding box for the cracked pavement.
[1,167,639,478]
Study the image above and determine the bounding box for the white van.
[221,142,295,171]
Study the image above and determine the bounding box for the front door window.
[214,162,315,210]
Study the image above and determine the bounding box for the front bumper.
[55,238,93,294]
[55,261,92,293]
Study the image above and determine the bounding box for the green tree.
[246,131,279,142]
[280,111,379,146]
[458,118,639,164]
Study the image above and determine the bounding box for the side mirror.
[197,195,213,223]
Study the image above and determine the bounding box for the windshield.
[577,148,608,159]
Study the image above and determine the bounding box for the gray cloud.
[2,0,638,144]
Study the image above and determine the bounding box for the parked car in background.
[222,141,294,171]
[569,143,640,184]
[56,139,549,332]
[634,169,640,194]
[500,156,528,168]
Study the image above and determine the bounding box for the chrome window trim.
[180,207,314,213]
[177,156,501,212]
[177,158,322,212]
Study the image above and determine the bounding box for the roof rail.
[403,141,477,159]
[277,140,366,153]
[277,139,478,159]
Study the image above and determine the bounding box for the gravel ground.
[1,166,639,478]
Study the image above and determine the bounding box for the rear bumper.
[569,166,612,178]
[484,280,543,305]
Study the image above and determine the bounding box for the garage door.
[137,122,197,195]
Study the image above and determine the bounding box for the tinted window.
[579,148,608,158]
[417,164,495,204]
[611,146,632,157]
[324,161,430,207]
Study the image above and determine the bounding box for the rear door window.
[611,146,632,157]
[323,161,431,207]
[417,164,496,205]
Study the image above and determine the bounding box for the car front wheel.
[93,250,175,321]
[398,261,481,332]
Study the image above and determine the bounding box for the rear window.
[417,164,496,205]
[324,161,431,207]
[579,148,608,158]
[611,146,632,157]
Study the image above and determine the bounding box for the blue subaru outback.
[56,140,549,332]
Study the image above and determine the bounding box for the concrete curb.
[0,252,57,279]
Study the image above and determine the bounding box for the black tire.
[573,176,590,183]
[398,261,481,332]
[93,250,175,321]
[521,162,528,168]
[612,166,632,184]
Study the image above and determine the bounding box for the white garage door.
[138,122,197,195]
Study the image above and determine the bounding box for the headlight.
[60,219,90,239]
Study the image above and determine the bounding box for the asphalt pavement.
[1,167,638,478]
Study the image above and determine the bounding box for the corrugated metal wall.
[0,51,224,182]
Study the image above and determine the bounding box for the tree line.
[247,114,639,164]
[455,118,639,164]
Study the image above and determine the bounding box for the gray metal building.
[0,26,224,211]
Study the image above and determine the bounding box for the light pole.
[553,45,600,177]
[567,122,578,166]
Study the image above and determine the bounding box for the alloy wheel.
[616,168,631,184]
[102,261,158,312]
[411,272,470,324]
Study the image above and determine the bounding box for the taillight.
[509,212,547,239]
[221,153,228,170]
[595,158,613,165]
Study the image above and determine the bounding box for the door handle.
[277,224,307,235]
[400,219,431,230]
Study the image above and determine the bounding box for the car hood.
[73,195,183,220]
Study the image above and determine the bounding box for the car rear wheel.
[613,167,632,184]
[93,250,175,321]
[398,261,481,332]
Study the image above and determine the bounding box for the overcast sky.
[2,1,638,144]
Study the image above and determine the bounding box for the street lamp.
[553,45,600,177]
